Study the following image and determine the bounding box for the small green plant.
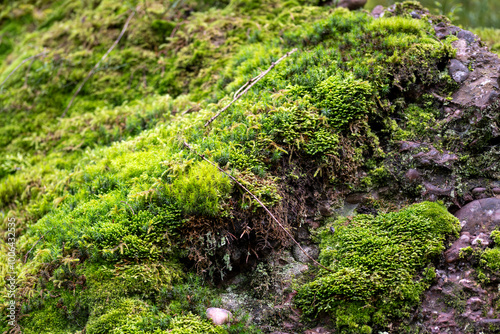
[314,74,374,130]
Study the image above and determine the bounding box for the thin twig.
[0,50,47,91]
[61,10,135,117]
[24,57,36,88]
[24,234,45,263]
[121,201,135,215]
[204,48,298,127]
[183,141,334,273]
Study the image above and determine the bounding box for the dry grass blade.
[204,48,298,127]
[0,50,47,91]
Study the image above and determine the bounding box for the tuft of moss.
[295,202,460,333]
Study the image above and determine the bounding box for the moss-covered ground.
[1,0,497,332]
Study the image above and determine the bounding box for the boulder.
[455,198,500,234]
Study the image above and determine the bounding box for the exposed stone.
[405,168,421,181]
[472,187,487,199]
[318,202,333,216]
[410,11,420,19]
[423,182,453,198]
[471,232,491,247]
[412,146,458,168]
[434,311,457,327]
[293,244,319,263]
[455,198,500,234]
[434,23,460,40]
[345,192,369,204]
[371,5,384,18]
[444,233,471,263]
[449,59,470,83]
[336,0,366,11]
[206,307,233,325]
[305,327,332,334]
[466,297,484,312]
[457,30,477,44]
[492,187,500,195]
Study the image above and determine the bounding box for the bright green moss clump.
[295,202,460,333]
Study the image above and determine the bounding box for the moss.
[0,1,464,332]
[168,313,227,334]
[472,28,500,55]
[295,202,460,333]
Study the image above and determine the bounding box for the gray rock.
[449,59,470,83]
[434,23,460,39]
[371,5,384,18]
[206,307,233,325]
[457,30,477,44]
[405,168,420,181]
[292,244,319,263]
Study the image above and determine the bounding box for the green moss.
[472,27,500,55]
[314,74,374,130]
[0,1,464,332]
[168,313,227,334]
[295,202,460,333]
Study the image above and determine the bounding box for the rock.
[444,233,471,263]
[305,327,332,334]
[318,202,333,216]
[412,146,458,168]
[457,30,477,44]
[423,182,453,198]
[337,0,366,11]
[410,11,420,19]
[466,297,484,312]
[371,5,384,18]
[492,187,500,195]
[454,198,500,234]
[293,244,319,263]
[471,232,490,247]
[434,311,457,327]
[449,59,470,83]
[206,307,233,325]
[345,192,368,204]
[449,28,500,109]
[472,187,487,199]
[405,168,420,182]
[282,262,309,282]
[434,23,460,40]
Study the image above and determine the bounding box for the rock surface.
[336,0,367,11]
[206,307,233,325]
[414,198,500,333]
